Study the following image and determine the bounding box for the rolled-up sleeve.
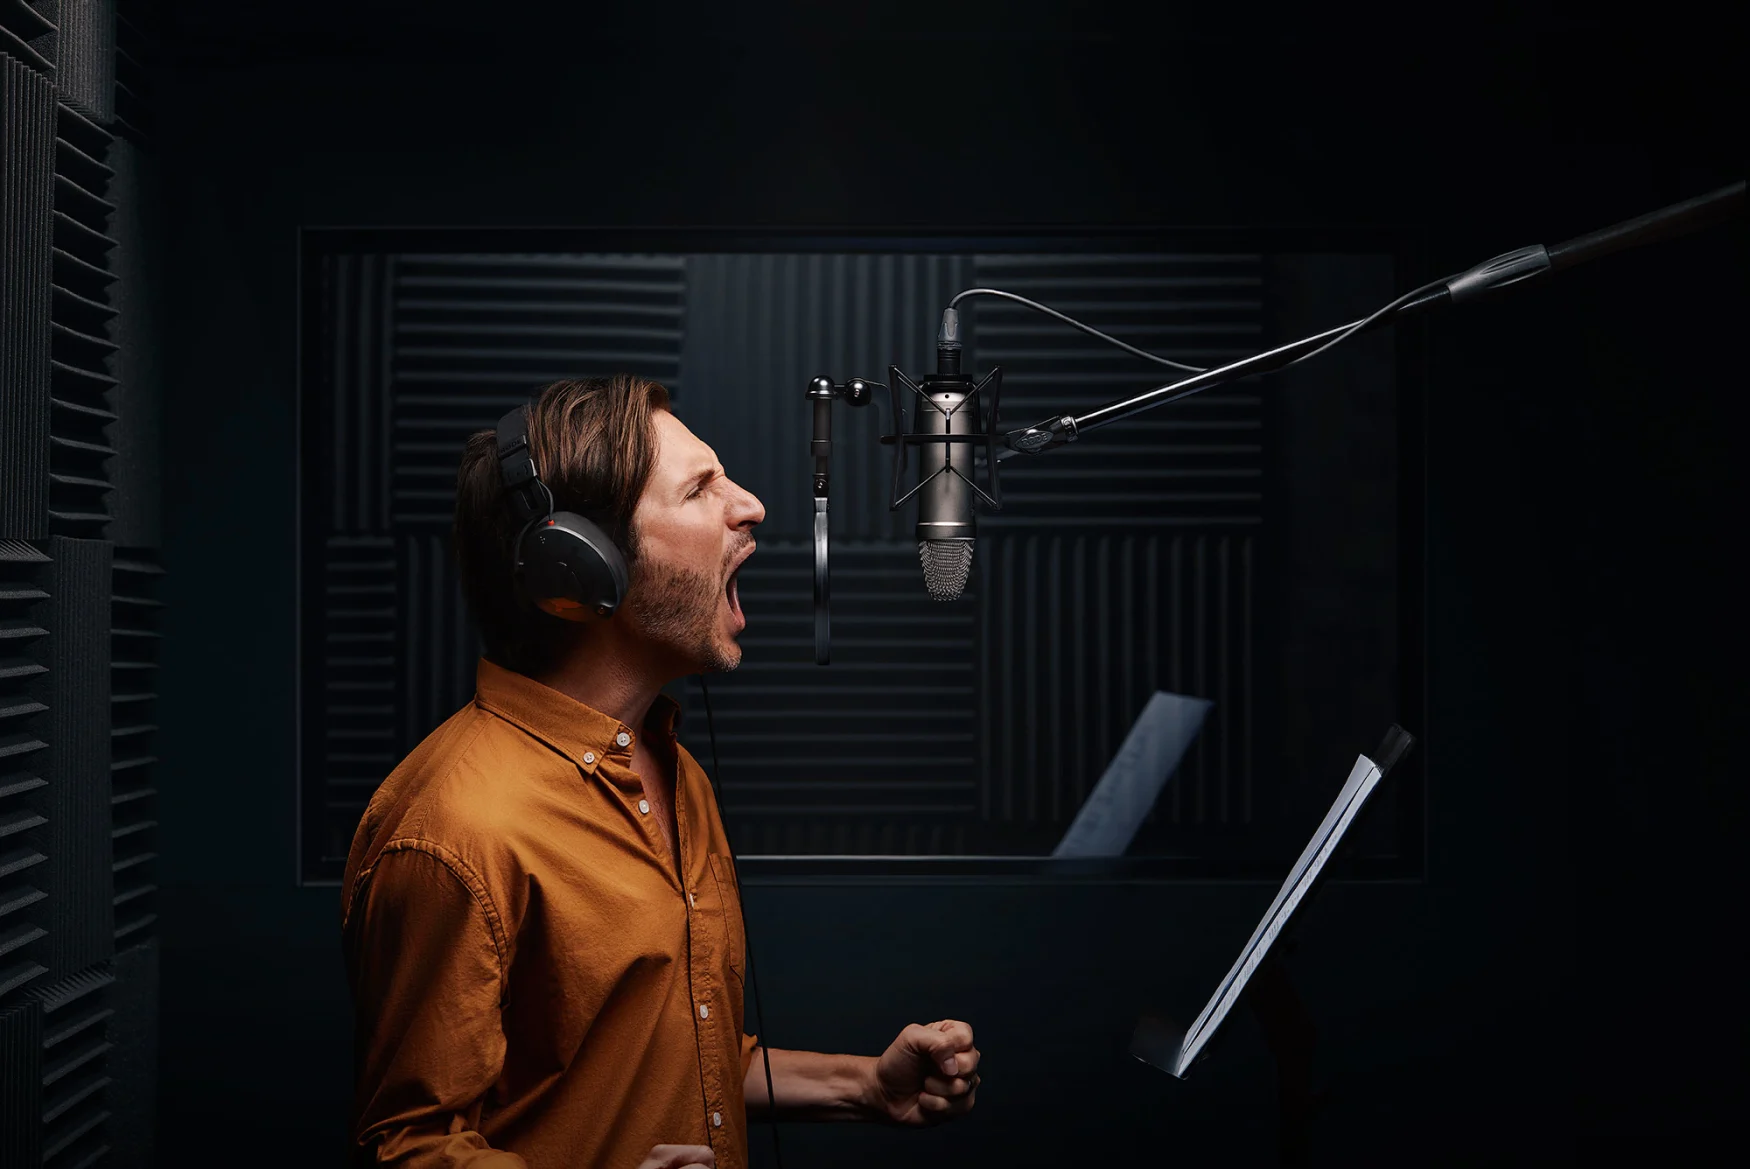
[740,1033,761,1078]
[345,841,527,1167]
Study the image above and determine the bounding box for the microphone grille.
[919,540,974,602]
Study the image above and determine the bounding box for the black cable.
[698,674,784,1169]
[1274,275,1454,371]
[1006,272,1463,451]
[948,287,1209,373]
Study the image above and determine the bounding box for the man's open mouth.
[724,541,754,628]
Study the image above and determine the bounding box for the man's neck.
[533,635,674,734]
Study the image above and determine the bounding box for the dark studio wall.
[144,3,1743,1167]
[2,2,164,1166]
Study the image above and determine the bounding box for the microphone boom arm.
[997,180,1745,460]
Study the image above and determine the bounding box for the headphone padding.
[516,511,630,620]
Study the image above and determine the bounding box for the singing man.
[340,375,980,1168]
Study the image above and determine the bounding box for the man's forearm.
[743,1048,881,1122]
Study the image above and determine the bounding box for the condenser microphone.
[915,309,977,601]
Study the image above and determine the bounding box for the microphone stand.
[996,181,1745,460]
[805,180,1741,664]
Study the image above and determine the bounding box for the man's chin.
[694,632,742,675]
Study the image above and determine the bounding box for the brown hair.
[453,375,671,676]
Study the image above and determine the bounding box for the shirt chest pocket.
[707,853,746,986]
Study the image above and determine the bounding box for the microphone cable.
[948,272,1455,385]
[697,674,784,1169]
[947,287,1209,372]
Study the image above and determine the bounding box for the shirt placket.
[673,747,733,1165]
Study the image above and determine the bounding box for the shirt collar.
[474,657,681,776]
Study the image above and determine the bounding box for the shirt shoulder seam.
[350,837,512,986]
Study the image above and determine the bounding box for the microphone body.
[915,309,977,601]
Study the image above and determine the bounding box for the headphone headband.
[495,406,548,523]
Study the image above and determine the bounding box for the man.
[341,375,980,1168]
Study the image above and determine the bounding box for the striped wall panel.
[679,253,971,542]
[1,54,55,541]
[313,536,397,870]
[33,965,114,1168]
[45,536,111,982]
[108,552,156,945]
[960,255,1266,851]
[391,253,686,528]
[4,5,159,1157]
[679,541,976,857]
[104,939,153,1168]
[972,253,1265,531]
[975,533,1255,852]
[0,996,44,1166]
[322,254,394,535]
[0,541,51,1007]
[46,0,112,124]
[103,135,156,550]
[48,100,116,540]
[111,1,149,142]
[0,0,55,77]
[396,533,478,761]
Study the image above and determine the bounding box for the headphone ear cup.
[516,512,630,621]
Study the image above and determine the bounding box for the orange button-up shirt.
[341,658,757,1168]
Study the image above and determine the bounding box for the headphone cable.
[698,674,784,1169]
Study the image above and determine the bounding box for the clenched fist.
[868,1019,981,1126]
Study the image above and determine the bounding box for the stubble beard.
[625,548,741,674]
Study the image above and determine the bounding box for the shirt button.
[688,891,696,908]
[616,731,631,748]
[698,1003,709,1019]
[712,1111,722,1128]
[583,751,596,765]
[638,799,650,815]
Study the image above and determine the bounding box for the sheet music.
[1052,691,1212,858]
[1172,753,1382,1073]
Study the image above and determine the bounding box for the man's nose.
[730,480,765,529]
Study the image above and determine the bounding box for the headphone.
[494,405,629,621]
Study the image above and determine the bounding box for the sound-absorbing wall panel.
[391,253,687,527]
[678,253,971,541]
[33,964,114,1167]
[0,541,51,1006]
[0,0,55,78]
[300,238,1420,876]
[1,52,55,541]
[968,254,1266,850]
[48,98,116,539]
[44,0,112,124]
[104,133,157,549]
[684,543,978,858]
[108,551,156,945]
[2,3,163,1157]
[0,995,44,1165]
[971,253,1266,531]
[672,253,976,854]
[104,938,154,1168]
[43,536,111,982]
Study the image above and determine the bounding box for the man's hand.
[867,1019,981,1126]
[636,1145,715,1169]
